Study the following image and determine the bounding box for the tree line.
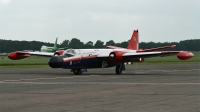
[0,38,199,53]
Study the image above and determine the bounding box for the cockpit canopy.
[63,49,76,57]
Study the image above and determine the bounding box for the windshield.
[63,49,76,57]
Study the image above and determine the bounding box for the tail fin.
[127,30,139,50]
[53,37,58,49]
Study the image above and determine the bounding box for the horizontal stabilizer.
[106,46,125,49]
[137,45,176,52]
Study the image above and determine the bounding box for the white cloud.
[0,0,11,4]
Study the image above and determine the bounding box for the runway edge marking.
[0,75,100,82]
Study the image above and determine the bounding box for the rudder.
[127,30,139,50]
[53,37,58,49]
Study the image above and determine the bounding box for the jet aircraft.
[8,30,194,75]
[41,37,59,52]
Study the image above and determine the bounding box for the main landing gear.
[115,63,126,74]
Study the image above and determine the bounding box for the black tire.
[73,69,82,75]
[115,65,122,74]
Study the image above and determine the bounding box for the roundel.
[134,36,136,41]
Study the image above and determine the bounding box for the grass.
[0,56,49,68]
[0,52,199,68]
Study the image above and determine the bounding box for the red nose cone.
[177,51,194,60]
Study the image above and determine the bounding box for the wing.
[98,51,194,61]
[123,51,179,58]
[28,52,54,57]
[8,51,54,60]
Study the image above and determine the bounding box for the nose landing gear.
[71,69,87,75]
[73,69,82,75]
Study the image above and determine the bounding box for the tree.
[60,40,70,48]
[68,38,84,49]
[94,40,104,48]
[115,43,122,47]
[120,41,128,48]
[84,41,93,48]
[105,40,115,46]
[0,39,199,53]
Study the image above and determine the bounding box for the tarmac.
[0,64,200,112]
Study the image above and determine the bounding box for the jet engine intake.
[54,50,64,56]
[109,51,126,62]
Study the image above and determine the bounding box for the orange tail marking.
[127,29,139,50]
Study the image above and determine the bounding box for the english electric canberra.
[8,30,194,75]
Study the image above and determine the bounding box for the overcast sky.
[0,0,199,44]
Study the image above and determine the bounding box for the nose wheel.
[73,69,82,75]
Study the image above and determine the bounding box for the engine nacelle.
[109,51,126,62]
[177,51,194,60]
[8,52,30,60]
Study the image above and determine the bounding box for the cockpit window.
[64,49,76,57]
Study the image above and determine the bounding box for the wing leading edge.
[123,51,179,58]
[8,51,54,60]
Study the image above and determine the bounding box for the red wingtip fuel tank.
[177,51,194,60]
[8,52,30,60]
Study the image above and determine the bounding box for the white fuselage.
[62,49,137,61]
